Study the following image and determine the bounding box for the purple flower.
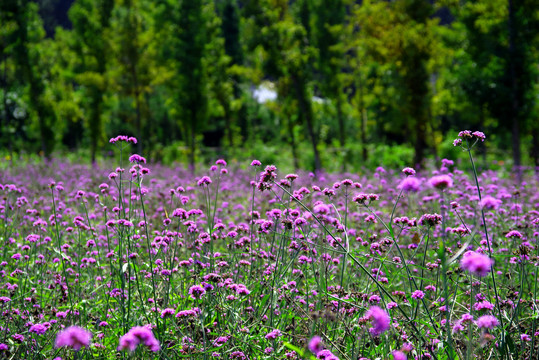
[213,336,230,347]
[308,336,323,355]
[429,175,453,190]
[176,308,200,318]
[472,131,486,141]
[506,230,523,239]
[458,130,473,138]
[265,329,282,340]
[480,196,501,210]
[197,176,212,187]
[55,326,92,351]
[118,325,160,352]
[29,323,49,335]
[460,251,493,277]
[188,285,206,300]
[398,177,421,192]
[411,290,425,300]
[418,213,442,226]
[160,308,175,318]
[316,349,339,360]
[402,167,416,176]
[128,154,146,164]
[476,315,499,330]
[365,306,390,336]
[392,351,407,360]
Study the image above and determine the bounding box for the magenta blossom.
[365,306,390,336]
[308,336,323,355]
[118,325,160,352]
[480,196,502,210]
[476,315,499,330]
[429,175,453,190]
[461,251,493,277]
[392,351,407,360]
[55,326,92,351]
[398,177,421,192]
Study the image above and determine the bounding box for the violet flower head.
[55,326,92,351]
[264,329,282,340]
[460,251,493,277]
[118,325,160,352]
[480,196,502,210]
[197,176,212,187]
[429,175,453,190]
[506,230,523,239]
[188,285,206,300]
[476,315,499,330]
[316,349,340,360]
[392,351,407,360]
[472,131,486,141]
[29,323,49,335]
[398,177,421,193]
[308,336,324,355]
[365,306,390,336]
[411,290,425,300]
[402,167,416,176]
[128,154,146,164]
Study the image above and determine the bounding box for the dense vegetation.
[0,132,538,360]
[1,0,538,171]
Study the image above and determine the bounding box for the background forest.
[1,0,538,172]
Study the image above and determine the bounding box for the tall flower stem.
[466,144,505,350]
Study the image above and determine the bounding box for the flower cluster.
[109,135,137,144]
[55,326,92,351]
[118,326,160,352]
[460,251,493,277]
[453,130,486,147]
[365,306,390,336]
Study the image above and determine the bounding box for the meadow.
[0,132,538,360]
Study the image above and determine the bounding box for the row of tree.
[1,0,538,170]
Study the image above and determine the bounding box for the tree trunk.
[132,66,142,155]
[223,99,233,148]
[2,52,11,166]
[531,127,538,174]
[288,115,299,170]
[357,69,368,162]
[479,104,487,170]
[292,73,321,172]
[189,119,196,174]
[336,96,346,171]
[508,0,521,182]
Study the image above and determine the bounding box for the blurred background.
[0,0,538,172]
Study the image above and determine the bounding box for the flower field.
[0,133,538,360]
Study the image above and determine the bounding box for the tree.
[109,0,160,155]
[12,0,57,157]
[312,0,348,155]
[217,0,243,148]
[243,0,322,171]
[69,0,114,162]
[155,0,221,170]
[355,0,438,166]
[451,0,539,177]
